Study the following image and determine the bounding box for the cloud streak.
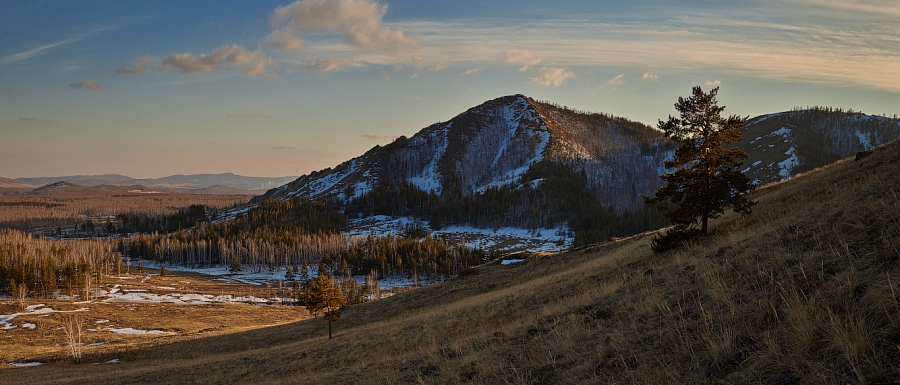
[69,79,102,91]
[161,45,276,78]
[399,13,900,92]
[116,55,153,74]
[1,25,113,64]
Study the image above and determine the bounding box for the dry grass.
[3,141,900,384]
[1,269,309,368]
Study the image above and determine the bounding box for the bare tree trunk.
[16,283,28,310]
[60,314,84,364]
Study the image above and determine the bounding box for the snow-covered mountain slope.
[739,107,900,184]
[258,95,672,213]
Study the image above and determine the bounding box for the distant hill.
[16,173,297,194]
[739,107,900,184]
[0,176,37,189]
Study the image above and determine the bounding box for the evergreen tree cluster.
[348,160,667,246]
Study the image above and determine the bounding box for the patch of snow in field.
[87,341,105,346]
[106,359,121,364]
[752,160,762,166]
[21,323,36,329]
[749,136,763,144]
[8,362,43,367]
[501,259,524,265]
[95,319,110,324]
[778,147,800,179]
[1,305,88,324]
[856,130,872,149]
[106,327,175,336]
[1,322,14,330]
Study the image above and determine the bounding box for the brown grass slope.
[7,142,900,384]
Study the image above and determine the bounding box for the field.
[1,267,309,367]
[1,141,899,384]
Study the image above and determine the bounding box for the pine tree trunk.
[328,317,333,340]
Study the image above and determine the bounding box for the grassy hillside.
[6,142,900,384]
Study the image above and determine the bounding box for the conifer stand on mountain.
[644,86,756,252]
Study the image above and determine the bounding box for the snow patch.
[856,130,872,149]
[8,362,43,367]
[105,327,175,336]
[500,259,524,265]
[778,147,800,179]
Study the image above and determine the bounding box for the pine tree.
[643,86,756,252]
[306,274,345,340]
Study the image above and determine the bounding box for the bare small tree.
[15,283,29,310]
[83,271,94,301]
[59,314,85,364]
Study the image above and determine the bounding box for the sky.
[2,0,898,179]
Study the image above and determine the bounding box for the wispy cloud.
[503,49,541,71]
[642,73,659,81]
[1,26,113,64]
[462,68,481,76]
[264,27,305,51]
[161,45,276,78]
[269,0,419,53]
[227,112,273,119]
[606,74,626,85]
[301,56,354,72]
[116,55,153,74]
[529,67,573,87]
[706,80,722,86]
[398,13,900,92]
[68,79,102,91]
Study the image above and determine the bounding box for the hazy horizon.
[3,0,898,179]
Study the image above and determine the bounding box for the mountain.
[257,95,675,247]
[256,96,900,250]
[16,173,297,193]
[17,174,134,186]
[739,107,900,184]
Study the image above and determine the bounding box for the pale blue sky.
[2,0,898,178]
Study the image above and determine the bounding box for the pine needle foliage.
[644,87,756,252]
[307,274,345,340]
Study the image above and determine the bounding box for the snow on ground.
[751,112,782,125]
[105,327,175,336]
[8,362,43,367]
[778,147,800,179]
[856,130,872,149]
[500,259,524,265]
[770,127,792,138]
[1,304,89,324]
[346,215,573,253]
[407,125,449,195]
